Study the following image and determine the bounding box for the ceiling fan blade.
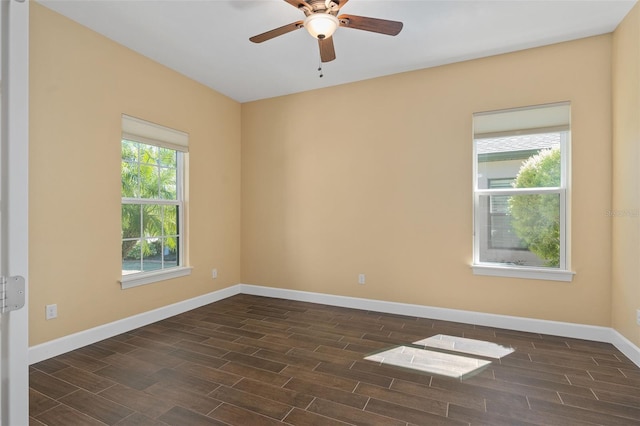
[338,14,403,36]
[284,0,312,12]
[318,37,336,62]
[249,21,304,43]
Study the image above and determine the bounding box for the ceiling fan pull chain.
[318,59,324,78]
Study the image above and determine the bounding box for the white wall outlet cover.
[45,304,58,320]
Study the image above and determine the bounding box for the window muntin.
[473,103,570,277]
[121,139,183,276]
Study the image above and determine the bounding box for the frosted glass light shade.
[304,13,339,39]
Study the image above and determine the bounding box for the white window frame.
[120,115,191,289]
[472,103,574,282]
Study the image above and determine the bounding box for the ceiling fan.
[249,0,403,63]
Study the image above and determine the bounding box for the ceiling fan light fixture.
[304,13,339,39]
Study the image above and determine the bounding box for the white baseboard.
[238,284,640,367]
[28,284,242,364]
[609,329,640,367]
[29,283,640,368]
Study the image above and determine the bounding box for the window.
[472,103,573,281]
[120,115,190,288]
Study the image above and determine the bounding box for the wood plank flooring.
[30,294,640,425]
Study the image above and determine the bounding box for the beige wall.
[31,2,638,348]
[29,3,241,345]
[612,3,640,347]
[242,35,613,326]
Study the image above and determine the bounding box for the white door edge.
[1,1,29,425]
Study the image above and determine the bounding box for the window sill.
[472,264,575,282]
[120,266,192,289]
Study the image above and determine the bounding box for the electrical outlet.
[637,309,640,326]
[212,268,218,279]
[358,274,366,285]
[45,304,57,320]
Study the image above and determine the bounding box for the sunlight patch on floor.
[413,334,514,359]
[364,334,514,380]
[365,346,492,379]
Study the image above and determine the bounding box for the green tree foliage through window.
[508,148,561,266]
[121,140,179,273]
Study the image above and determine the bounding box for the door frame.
[1,0,29,424]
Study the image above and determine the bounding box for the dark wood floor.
[29,294,640,425]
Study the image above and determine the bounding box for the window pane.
[489,194,509,214]
[488,178,514,189]
[139,144,157,165]
[478,193,560,267]
[476,133,561,190]
[159,167,177,200]
[158,147,176,167]
[122,140,138,162]
[489,212,527,250]
[138,164,157,198]
[121,160,139,197]
[141,238,163,272]
[122,240,142,274]
[162,238,178,269]
[121,204,142,239]
[163,205,178,236]
[142,204,162,237]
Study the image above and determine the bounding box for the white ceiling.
[39,0,637,103]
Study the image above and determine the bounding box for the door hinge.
[0,275,25,313]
